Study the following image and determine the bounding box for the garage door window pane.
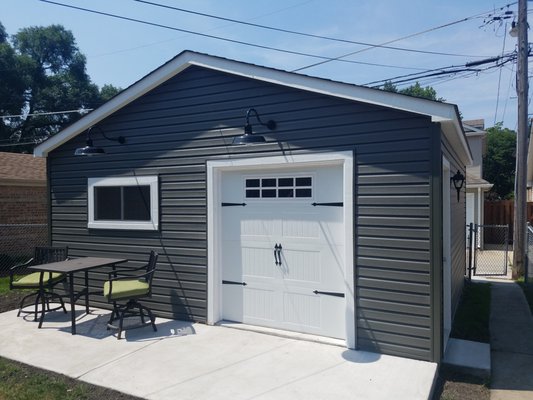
[296,177,312,187]
[246,189,260,198]
[246,179,260,188]
[262,189,276,197]
[262,178,276,187]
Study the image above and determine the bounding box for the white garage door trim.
[207,151,355,349]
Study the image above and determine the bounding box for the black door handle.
[274,244,280,265]
[277,243,282,266]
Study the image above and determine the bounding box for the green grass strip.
[451,281,491,343]
[0,357,89,400]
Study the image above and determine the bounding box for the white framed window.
[244,175,313,200]
[88,176,159,230]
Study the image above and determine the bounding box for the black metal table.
[29,257,127,334]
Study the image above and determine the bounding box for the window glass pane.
[278,178,293,187]
[123,186,151,221]
[261,178,276,187]
[262,189,276,198]
[278,189,293,198]
[295,188,312,198]
[246,189,260,198]
[246,179,260,188]
[296,177,312,187]
[95,187,121,220]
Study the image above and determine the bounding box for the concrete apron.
[0,307,437,400]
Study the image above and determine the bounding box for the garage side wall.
[48,66,436,361]
[441,134,467,316]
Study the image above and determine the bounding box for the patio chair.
[9,246,69,318]
[103,250,158,339]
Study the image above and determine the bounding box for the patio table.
[29,257,127,334]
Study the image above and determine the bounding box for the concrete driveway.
[0,307,437,399]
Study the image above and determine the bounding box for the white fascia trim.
[207,151,356,349]
[87,176,159,231]
[442,119,473,166]
[35,51,467,161]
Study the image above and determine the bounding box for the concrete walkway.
[490,281,533,399]
[0,307,437,400]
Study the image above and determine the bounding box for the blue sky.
[2,0,526,130]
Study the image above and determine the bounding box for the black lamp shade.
[74,145,105,156]
[232,133,266,145]
[74,139,105,156]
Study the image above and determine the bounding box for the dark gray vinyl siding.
[441,134,467,316]
[49,66,436,361]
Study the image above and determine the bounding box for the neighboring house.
[34,51,472,364]
[0,152,47,257]
[463,120,493,244]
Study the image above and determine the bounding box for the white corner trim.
[206,151,356,349]
[87,176,159,231]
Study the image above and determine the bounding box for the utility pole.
[513,0,528,279]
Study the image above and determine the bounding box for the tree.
[381,81,445,102]
[99,84,122,102]
[0,23,120,152]
[483,123,516,200]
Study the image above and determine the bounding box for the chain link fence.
[466,224,509,277]
[0,224,48,276]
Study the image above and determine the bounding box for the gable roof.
[34,50,472,165]
[0,151,46,186]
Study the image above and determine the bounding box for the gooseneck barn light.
[74,126,126,156]
[450,170,465,202]
[232,108,276,145]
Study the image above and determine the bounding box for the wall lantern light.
[74,126,126,156]
[451,170,465,202]
[232,108,276,145]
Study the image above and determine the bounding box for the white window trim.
[207,151,355,349]
[88,176,159,230]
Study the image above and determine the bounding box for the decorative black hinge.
[311,202,343,207]
[222,280,247,286]
[221,202,247,207]
[313,290,345,297]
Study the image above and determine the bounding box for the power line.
[39,0,428,72]
[494,22,509,125]
[0,108,92,120]
[292,1,519,72]
[133,0,491,59]
[364,51,517,87]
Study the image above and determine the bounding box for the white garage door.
[220,165,346,339]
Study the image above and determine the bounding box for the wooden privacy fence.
[484,201,533,243]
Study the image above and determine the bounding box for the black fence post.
[468,222,474,281]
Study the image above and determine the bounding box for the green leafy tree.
[483,123,516,200]
[0,23,119,152]
[382,81,445,102]
[99,84,122,102]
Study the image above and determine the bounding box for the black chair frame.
[106,251,158,339]
[9,247,69,319]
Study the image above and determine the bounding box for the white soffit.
[34,50,471,164]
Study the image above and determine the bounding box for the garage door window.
[88,176,159,230]
[245,176,312,199]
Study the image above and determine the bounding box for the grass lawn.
[450,281,491,343]
[433,280,491,400]
[516,278,533,314]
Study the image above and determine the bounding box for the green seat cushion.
[103,279,150,300]
[12,272,64,287]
